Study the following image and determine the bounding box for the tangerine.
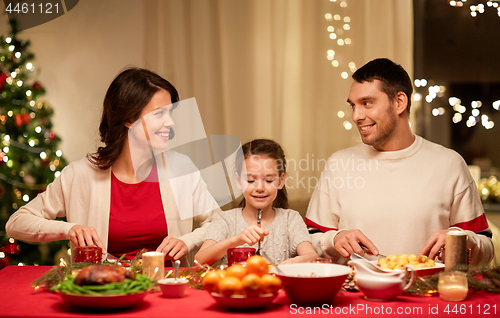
[245,255,269,276]
[202,270,225,293]
[241,273,262,297]
[261,274,281,294]
[225,264,247,280]
[218,276,243,297]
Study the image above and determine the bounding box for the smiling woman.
[5,67,220,266]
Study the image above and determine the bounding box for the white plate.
[369,260,445,276]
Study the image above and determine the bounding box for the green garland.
[407,265,500,296]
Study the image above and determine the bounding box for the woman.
[6,68,219,265]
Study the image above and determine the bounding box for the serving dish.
[209,292,278,309]
[369,260,445,277]
[57,291,148,309]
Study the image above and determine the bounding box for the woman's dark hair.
[235,139,289,209]
[352,58,413,114]
[87,67,179,169]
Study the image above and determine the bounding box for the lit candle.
[438,271,468,301]
[444,230,467,271]
[142,252,165,282]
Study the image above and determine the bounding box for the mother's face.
[129,89,175,152]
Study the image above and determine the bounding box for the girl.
[195,139,318,265]
[6,68,219,265]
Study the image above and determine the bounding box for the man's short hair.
[352,58,413,114]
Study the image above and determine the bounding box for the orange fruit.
[218,276,243,297]
[261,274,281,294]
[203,270,225,293]
[245,255,269,277]
[241,273,262,297]
[225,264,247,280]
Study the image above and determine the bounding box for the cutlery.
[359,243,387,258]
[174,260,180,283]
[350,253,393,273]
[256,209,262,255]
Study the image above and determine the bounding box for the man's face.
[347,80,398,151]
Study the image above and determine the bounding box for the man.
[305,58,493,265]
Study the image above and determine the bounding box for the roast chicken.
[74,265,135,286]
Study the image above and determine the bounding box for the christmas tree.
[0,20,69,267]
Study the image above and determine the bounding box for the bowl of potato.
[374,254,445,277]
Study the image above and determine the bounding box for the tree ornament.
[0,72,7,91]
[14,113,31,126]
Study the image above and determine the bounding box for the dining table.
[0,265,499,318]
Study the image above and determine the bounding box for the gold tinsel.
[165,261,215,290]
[406,265,500,296]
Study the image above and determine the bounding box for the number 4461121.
[5,2,59,14]
[444,304,497,315]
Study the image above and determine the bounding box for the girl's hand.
[157,236,188,261]
[279,258,295,265]
[237,225,269,246]
[68,225,107,254]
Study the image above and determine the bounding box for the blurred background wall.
[0,0,413,211]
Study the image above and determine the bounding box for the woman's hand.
[68,225,107,254]
[156,236,188,261]
[237,225,269,246]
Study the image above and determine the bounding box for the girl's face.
[129,89,175,151]
[237,155,285,211]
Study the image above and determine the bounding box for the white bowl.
[158,278,189,298]
[271,263,352,306]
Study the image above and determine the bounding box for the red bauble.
[0,72,7,91]
[13,113,31,126]
[2,241,19,255]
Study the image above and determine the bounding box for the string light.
[450,0,500,18]
[325,0,355,82]
[417,79,496,129]
[343,121,352,130]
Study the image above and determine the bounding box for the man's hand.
[156,236,188,261]
[418,229,448,261]
[68,225,107,253]
[333,229,378,258]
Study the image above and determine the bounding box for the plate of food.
[203,256,282,310]
[370,254,445,277]
[210,292,278,309]
[57,290,148,309]
[52,265,152,309]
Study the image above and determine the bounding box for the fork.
[360,243,387,258]
[256,209,262,255]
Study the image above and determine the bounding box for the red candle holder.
[73,246,102,264]
[227,247,256,266]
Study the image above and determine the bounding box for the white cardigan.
[6,151,220,266]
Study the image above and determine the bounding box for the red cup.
[73,246,103,264]
[227,247,256,266]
